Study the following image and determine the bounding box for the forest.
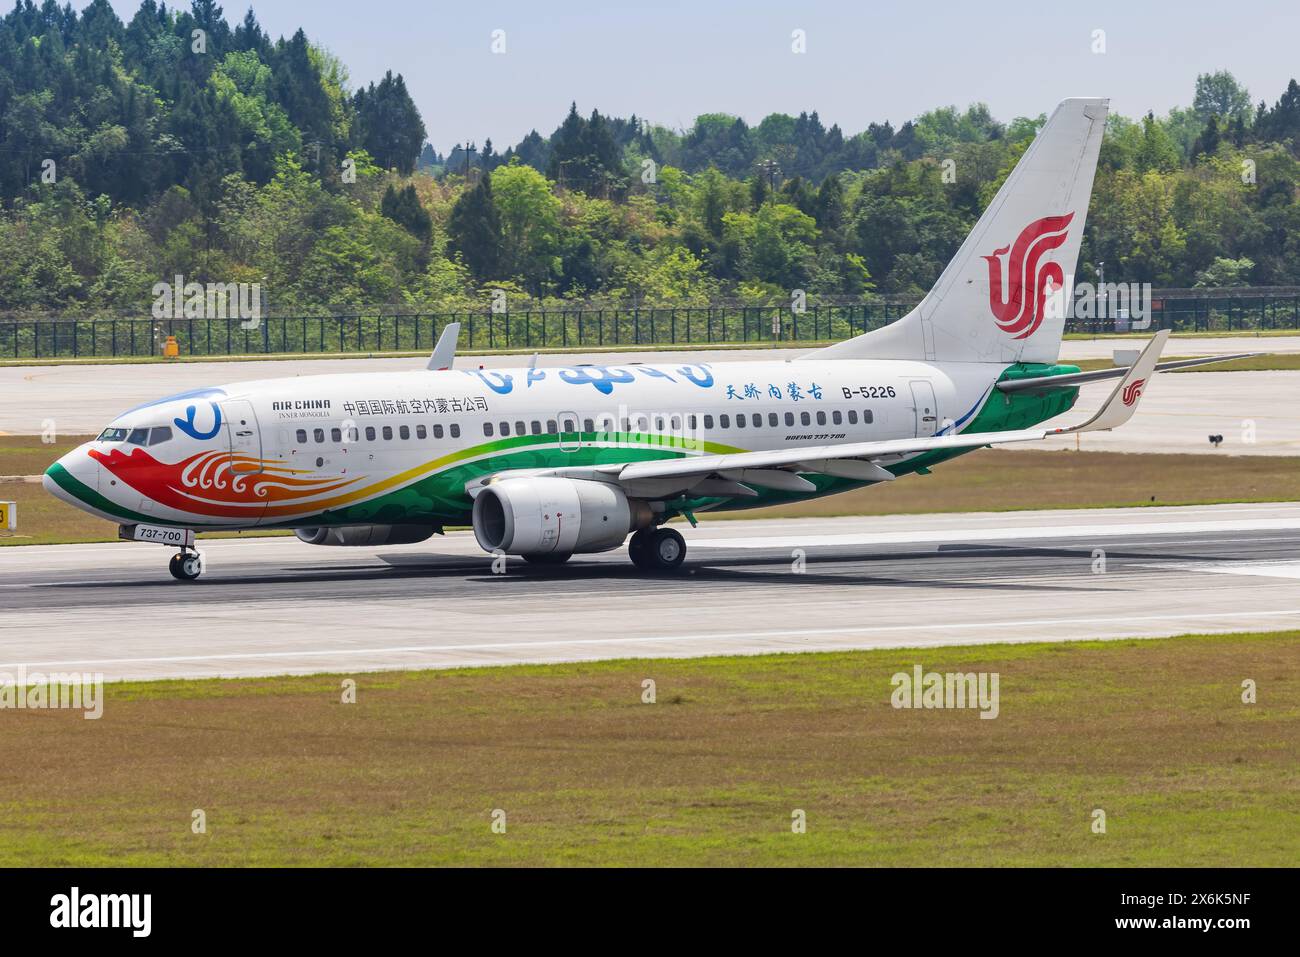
[3,0,1300,318]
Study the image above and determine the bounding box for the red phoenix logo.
[983,213,1074,340]
[1122,378,1146,406]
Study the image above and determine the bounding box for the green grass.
[0,631,1294,866]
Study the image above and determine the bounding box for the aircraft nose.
[44,444,100,506]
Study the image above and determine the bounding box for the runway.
[2,503,1298,682]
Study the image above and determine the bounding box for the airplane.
[44,97,1249,580]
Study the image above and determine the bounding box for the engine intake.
[473,478,645,556]
[294,525,437,547]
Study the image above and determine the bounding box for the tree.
[490,162,563,291]
[447,174,501,282]
[380,184,432,243]
[352,71,425,174]
[1193,71,1252,125]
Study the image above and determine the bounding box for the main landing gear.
[628,526,687,572]
[168,550,204,581]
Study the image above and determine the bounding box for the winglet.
[427,322,460,371]
[1054,329,1169,434]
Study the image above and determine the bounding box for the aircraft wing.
[467,332,1169,499]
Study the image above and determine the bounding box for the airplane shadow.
[36,544,1242,595]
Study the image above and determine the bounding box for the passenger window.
[296,429,308,444]
[687,414,698,430]
[816,411,826,426]
[313,428,325,443]
[531,421,542,435]
[148,426,173,446]
[365,426,376,441]
[769,413,778,427]
[864,409,874,424]
[416,425,427,439]
[703,415,714,429]
[450,424,461,438]
[499,421,510,436]
[562,417,576,432]
[583,419,594,432]
[800,412,811,426]
[546,420,557,434]
[433,424,444,439]
[654,416,665,431]
[331,427,342,443]
[719,414,730,429]
[832,410,842,425]
[515,421,525,436]
[382,426,393,440]
[752,414,761,428]
[399,425,410,440]
[483,422,494,437]
[784,412,794,426]
[735,414,745,429]
[848,410,858,425]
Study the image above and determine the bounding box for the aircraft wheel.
[170,553,203,581]
[628,528,654,570]
[648,528,686,570]
[630,527,686,572]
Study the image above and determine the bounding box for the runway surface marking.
[689,516,1300,549]
[1138,559,1300,580]
[4,608,1300,673]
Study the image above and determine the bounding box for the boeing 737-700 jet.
[44,98,1245,579]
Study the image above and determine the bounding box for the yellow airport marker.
[0,501,15,531]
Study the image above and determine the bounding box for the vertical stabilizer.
[809,97,1108,364]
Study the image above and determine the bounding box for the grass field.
[3,437,1298,544]
[0,631,1294,866]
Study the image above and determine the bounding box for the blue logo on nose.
[174,402,223,440]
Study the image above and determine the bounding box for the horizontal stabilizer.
[998,349,1256,394]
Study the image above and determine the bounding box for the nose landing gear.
[168,551,204,581]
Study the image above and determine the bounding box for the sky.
[104,0,1300,151]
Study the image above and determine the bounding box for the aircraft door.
[909,382,939,437]
[223,399,264,474]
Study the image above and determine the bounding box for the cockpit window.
[126,428,150,446]
[148,426,173,446]
[97,428,129,442]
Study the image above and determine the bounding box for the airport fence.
[2,290,1298,360]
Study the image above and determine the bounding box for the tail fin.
[810,97,1108,364]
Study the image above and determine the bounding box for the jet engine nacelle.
[472,477,647,556]
[294,524,437,547]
